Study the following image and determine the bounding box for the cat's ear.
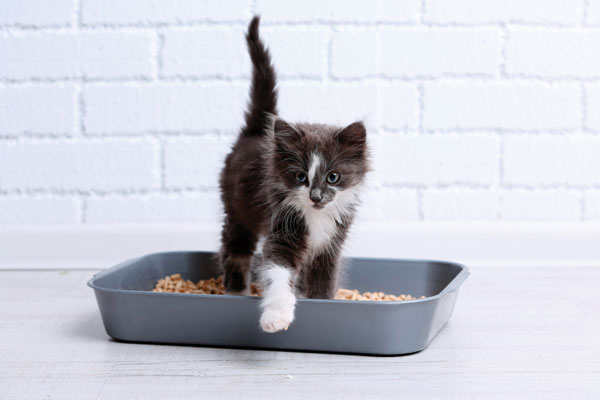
[336,121,367,148]
[272,116,302,142]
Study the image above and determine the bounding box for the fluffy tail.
[241,16,278,137]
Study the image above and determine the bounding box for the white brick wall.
[584,191,600,219]
[499,189,582,220]
[164,136,233,190]
[589,0,600,25]
[423,0,583,25]
[503,136,600,185]
[83,83,247,134]
[1,0,598,224]
[423,189,499,220]
[161,28,248,79]
[0,0,74,28]
[587,85,600,131]
[0,196,80,223]
[0,85,77,135]
[423,83,581,131]
[86,192,221,223]
[81,0,251,26]
[378,134,499,185]
[505,29,600,78]
[0,139,159,190]
[0,32,154,80]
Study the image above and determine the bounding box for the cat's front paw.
[260,304,294,333]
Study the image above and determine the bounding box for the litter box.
[88,251,469,356]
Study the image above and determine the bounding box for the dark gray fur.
[219,17,369,303]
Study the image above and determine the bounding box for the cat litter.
[88,251,469,355]
[152,273,424,301]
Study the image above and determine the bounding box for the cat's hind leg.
[220,217,258,296]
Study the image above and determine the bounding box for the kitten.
[219,16,369,333]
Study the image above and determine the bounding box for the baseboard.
[0,221,599,269]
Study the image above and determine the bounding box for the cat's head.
[269,117,369,213]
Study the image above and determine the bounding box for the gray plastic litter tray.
[88,251,469,356]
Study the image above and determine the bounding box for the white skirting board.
[0,221,599,269]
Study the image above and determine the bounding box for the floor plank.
[0,267,599,399]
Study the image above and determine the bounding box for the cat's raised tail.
[242,16,278,137]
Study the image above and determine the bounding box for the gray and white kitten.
[219,16,369,333]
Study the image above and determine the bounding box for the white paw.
[226,288,250,296]
[260,305,295,333]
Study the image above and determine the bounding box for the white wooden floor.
[1,267,599,400]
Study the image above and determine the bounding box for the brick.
[584,191,600,219]
[86,192,222,223]
[500,190,581,220]
[0,139,159,190]
[504,136,600,186]
[379,28,500,77]
[0,196,79,224]
[161,26,329,79]
[161,28,248,78]
[586,84,600,131]
[0,85,77,135]
[380,83,418,131]
[424,0,582,25]
[332,27,500,78]
[277,82,379,130]
[0,32,154,80]
[84,83,247,134]
[422,189,498,220]
[261,27,329,78]
[379,134,499,185]
[352,185,419,222]
[353,187,382,222]
[586,0,600,24]
[81,0,250,25]
[506,29,600,78]
[0,0,73,28]
[331,28,378,78]
[378,188,420,220]
[256,0,419,23]
[423,83,580,131]
[164,136,233,190]
[366,136,386,188]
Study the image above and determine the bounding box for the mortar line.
[417,83,425,134]
[155,30,165,81]
[159,139,167,190]
[498,134,506,188]
[78,86,86,135]
[419,0,426,25]
[325,25,335,83]
[581,83,588,132]
[80,195,88,223]
[583,0,590,27]
[74,0,82,29]
[3,20,594,32]
[416,188,424,220]
[499,23,509,79]
[579,190,586,221]
[75,0,84,137]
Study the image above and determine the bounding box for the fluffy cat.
[219,16,369,333]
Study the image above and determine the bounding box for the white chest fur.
[288,185,361,255]
[302,206,339,253]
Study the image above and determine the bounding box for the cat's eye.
[295,172,307,184]
[326,172,340,184]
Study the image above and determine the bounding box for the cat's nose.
[310,189,323,204]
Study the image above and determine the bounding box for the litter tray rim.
[87,251,470,305]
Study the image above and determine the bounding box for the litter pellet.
[152,273,425,301]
